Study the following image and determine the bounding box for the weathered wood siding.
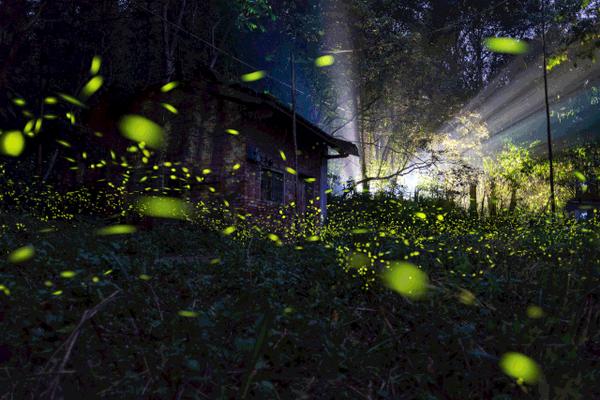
[85,77,329,215]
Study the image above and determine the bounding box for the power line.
[133,3,303,94]
[541,0,556,214]
[135,1,514,86]
[135,0,523,121]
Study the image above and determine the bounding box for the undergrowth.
[1,192,599,399]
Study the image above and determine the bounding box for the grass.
[0,193,599,399]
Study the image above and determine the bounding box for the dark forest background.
[2,0,597,160]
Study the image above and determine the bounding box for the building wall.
[160,81,329,215]
[88,79,330,216]
[240,114,327,215]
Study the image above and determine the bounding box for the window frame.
[260,167,285,204]
[300,175,316,209]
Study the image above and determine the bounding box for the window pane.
[304,182,314,201]
[272,171,283,203]
[261,169,272,201]
[261,169,283,203]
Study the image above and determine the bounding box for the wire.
[133,3,303,94]
[135,0,516,115]
[135,1,513,87]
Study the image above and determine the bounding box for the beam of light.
[323,3,361,192]
[402,170,422,198]
[440,39,600,170]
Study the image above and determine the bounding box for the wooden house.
[85,69,358,217]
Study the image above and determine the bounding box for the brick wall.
[240,113,327,215]
[83,77,330,216]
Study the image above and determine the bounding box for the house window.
[261,169,284,203]
[304,181,315,203]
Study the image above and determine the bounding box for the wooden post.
[291,52,299,207]
[469,183,478,217]
[489,180,497,217]
[541,0,556,214]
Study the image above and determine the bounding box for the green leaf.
[547,53,568,72]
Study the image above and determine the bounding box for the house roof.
[200,69,359,157]
[255,89,360,157]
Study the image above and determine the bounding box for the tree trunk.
[43,149,59,182]
[508,187,517,213]
[480,193,486,217]
[489,180,498,217]
[357,93,369,193]
[162,0,187,81]
[469,183,478,217]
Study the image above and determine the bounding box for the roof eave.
[264,98,359,157]
[214,81,359,157]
